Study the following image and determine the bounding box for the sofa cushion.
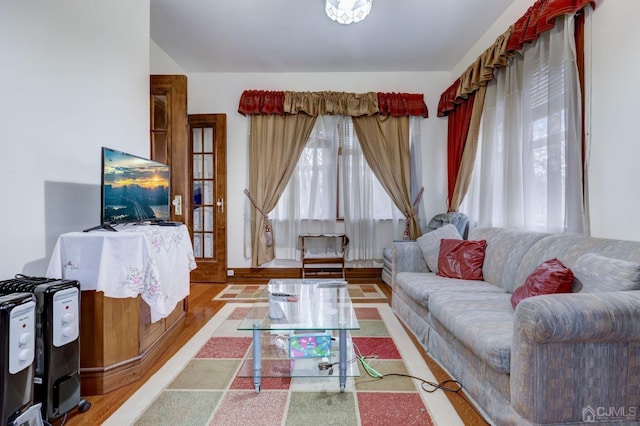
[416,224,461,273]
[514,233,640,291]
[428,292,515,374]
[437,239,486,280]
[394,272,505,308]
[391,241,429,275]
[469,228,550,293]
[510,258,574,309]
[572,253,640,292]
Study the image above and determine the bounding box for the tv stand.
[82,223,118,232]
[46,225,196,394]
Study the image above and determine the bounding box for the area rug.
[213,283,387,301]
[104,303,462,426]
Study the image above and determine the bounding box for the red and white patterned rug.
[105,303,462,425]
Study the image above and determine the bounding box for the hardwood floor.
[59,281,487,425]
[61,283,226,426]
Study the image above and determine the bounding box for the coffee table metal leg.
[253,323,261,393]
[339,329,347,392]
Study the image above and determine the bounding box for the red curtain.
[438,79,463,117]
[446,92,476,211]
[238,90,285,116]
[575,10,587,188]
[439,78,476,211]
[508,0,596,51]
[377,92,429,117]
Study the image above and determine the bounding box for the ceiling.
[150,0,517,73]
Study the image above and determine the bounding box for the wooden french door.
[188,114,227,282]
[150,75,227,283]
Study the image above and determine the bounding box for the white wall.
[451,0,533,78]
[450,0,640,241]
[181,72,450,268]
[0,1,151,277]
[588,0,640,240]
[150,39,185,74]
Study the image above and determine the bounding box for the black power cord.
[353,342,487,421]
[314,340,486,421]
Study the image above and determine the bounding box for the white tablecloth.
[46,225,197,323]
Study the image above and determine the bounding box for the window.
[271,115,404,261]
[461,15,585,234]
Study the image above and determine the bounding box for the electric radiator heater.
[0,292,36,426]
[0,276,89,422]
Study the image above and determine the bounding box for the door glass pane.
[203,154,213,179]
[203,181,213,205]
[193,155,202,179]
[204,233,214,258]
[193,233,203,258]
[204,207,213,232]
[193,182,202,206]
[151,132,168,164]
[193,128,203,153]
[193,206,203,232]
[204,128,213,152]
[152,95,167,130]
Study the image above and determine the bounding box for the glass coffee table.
[237,279,360,393]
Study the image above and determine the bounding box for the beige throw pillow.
[416,224,461,273]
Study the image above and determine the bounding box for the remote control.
[270,292,297,298]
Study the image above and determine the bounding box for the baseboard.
[226,267,382,284]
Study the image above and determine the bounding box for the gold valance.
[284,91,379,117]
[456,27,514,100]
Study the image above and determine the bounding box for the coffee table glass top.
[237,279,361,384]
[237,279,360,331]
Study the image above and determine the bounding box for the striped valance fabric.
[238,90,428,118]
[437,0,596,116]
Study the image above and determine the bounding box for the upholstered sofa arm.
[511,291,640,424]
[515,292,640,343]
[391,241,429,289]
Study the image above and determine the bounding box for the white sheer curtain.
[271,115,340,260]
[409,117,427,232]
[270,115,405,261]
[462,57,525,228]
[340,118,404,260]
[462,14,585,234]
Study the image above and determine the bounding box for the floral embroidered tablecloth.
[46,225,196,323]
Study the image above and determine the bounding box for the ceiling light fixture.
[325,0,372,25]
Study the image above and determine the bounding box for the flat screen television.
[101,147,171,225]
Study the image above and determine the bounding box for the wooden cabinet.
[79,292,186,395]
[139,295,184,352]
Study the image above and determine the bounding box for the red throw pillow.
[437,239,487,280]
[510,258,574,309]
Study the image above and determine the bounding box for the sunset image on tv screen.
[102,148,170,223]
